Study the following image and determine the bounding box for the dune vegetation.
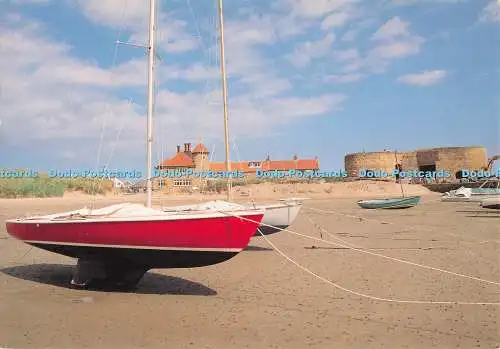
[0,174,113,198]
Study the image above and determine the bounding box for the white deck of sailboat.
[163,200,302,209]
[6,203,264,224]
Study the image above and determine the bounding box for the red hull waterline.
[5,212,264,269]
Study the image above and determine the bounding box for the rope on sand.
[303,214,499,286]
[218,211,500,306]
[304,206,500,244]
[304,206,500,251]
[304,206,447,234]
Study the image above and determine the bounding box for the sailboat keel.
[29,243,240,269]
[71,259,148,290]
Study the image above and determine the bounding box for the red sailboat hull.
[5,212,264,269]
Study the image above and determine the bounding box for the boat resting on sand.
[163,198,307,236]
[5,203,264,289]
[3,0,269,291]
[357,196,421,209]
[441,187,475,202]
[480,197,500,209]
[471,187,500,195]
[441,187,500,202]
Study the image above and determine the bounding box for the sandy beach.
[0,182,498,348]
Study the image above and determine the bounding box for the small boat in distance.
[441,177,500,202]
[357,196,421,209]
[441,187,500,202]
[441,186,475,202]
[480,197,500,210]
[357,151,421,209]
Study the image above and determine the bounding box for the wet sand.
[0,194,498,348]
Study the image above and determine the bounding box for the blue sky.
[0,0,498,173]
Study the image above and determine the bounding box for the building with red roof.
[156,142,319,190]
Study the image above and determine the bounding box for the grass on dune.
[0,175,113,198]
[0,168,348,198]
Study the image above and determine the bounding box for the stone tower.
[192,143,210,171]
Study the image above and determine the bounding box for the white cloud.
[324,73,364,83]
[155,90,346,137]
[397,70,447,86]
[264,94,347,125]
[32,58,148,87]
[284,0,357,18]
[341,29,357,41]
[172,64,219,82]
[288,33,336,67]
[371,16,410,41]
[280,0,360,33]
[0,20,145,152]
[76,0,146,28]
[479,1,500,23]
[238,74,292,98]
[225,15,277,46]
[334,48,364,73]
[342,60,363,72]
[0,12,346,165]
[219,15,296,98]
[363,17,424,72]
[321,11,351,29]
[77,0,198,53]
[321,17,424,76]
[334,48,360,61]
[369,37,423,59]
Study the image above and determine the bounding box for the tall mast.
[217,0,232,201]
[146,0,157,208]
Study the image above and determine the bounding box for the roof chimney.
[184,143,192,153]
[176,145,181,153]
[293,154,298,160]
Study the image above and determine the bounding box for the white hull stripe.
[23,240,242,252]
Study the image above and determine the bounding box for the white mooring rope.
[218,211,500,306]
[304,206,460,238]
[303,214,499,286]
[305,206,500,245]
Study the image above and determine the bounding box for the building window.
[248,161,261,168]
[173,179,192,187]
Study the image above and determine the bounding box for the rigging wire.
[180,0,224,198]
[89,0,131,209]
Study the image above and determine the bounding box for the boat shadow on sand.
[244,245,273,251]
[1,264,217,296]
